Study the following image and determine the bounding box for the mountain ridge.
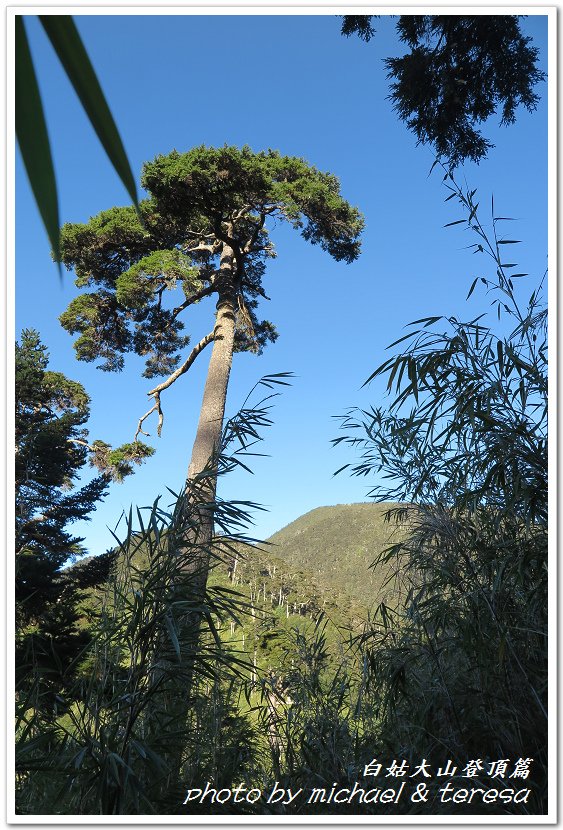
[263,501,404,611]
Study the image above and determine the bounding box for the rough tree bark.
[181,244,236,567]
[187,249,236,485]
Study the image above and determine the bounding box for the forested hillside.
[76,502,401,681]
[267,503,403,610]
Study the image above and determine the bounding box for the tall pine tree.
[59,145,363,574]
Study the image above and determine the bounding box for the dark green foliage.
[15,330,108,622]
[16,494,254,814]
[256,615,370,792]
[60,291,132,372]
[342,15,545,166]
[15,330,109,735]
[16,334,154,480]
[142,146,363,262]
[337,177,547,522]
[341,15,375,41]
[116,250,199,309]
[59,146,363,384]
[335,175,548,812]
[60,204,152,289]
[14,375,291,815]
[89,440,156,481]
[15,330,153,734]
[16,371,390,816]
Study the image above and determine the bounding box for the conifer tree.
[342,15,545,166]
[15,332,153,632]
[15,329,143,708]
[59,145,363,577]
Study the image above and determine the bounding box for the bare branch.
[148,332,215,397]
[68,438,95,451]
[155,392,164,437]
[183,228,216,240]
[133,333,215,440]
[133,391,166,439]
[231,204,252,222]
[134,400,159,442]
[184,243,216,254]
[172,282,217,317]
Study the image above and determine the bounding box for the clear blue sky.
[16,13,549,554]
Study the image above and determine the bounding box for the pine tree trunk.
[187,282,236,479]
[181,243,237,576]
[157,245,237,796]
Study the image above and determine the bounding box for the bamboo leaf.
[468,202,479,222]
[15,17,61,266]
[408,358,419,403]
[409,316,442,327]
[386,357,401,391]
[333,464,350,476]
[39,16,139,210]
[497,340,504,373]
[386,330,419,349]
[466,277,479,300]
[163,613,181,660]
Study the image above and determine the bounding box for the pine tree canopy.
[59,146,363,432]
[342,15,545,166]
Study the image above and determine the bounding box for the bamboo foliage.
[15,375,289,815]
[334,171,548,812]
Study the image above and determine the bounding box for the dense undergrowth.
[15,177,547,815]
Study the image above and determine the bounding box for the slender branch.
[134,332,215,440]
[231,204,252,222]
[17,496,73,528]
[183,228,216,240]
[148,332,215,396]
[184,243,217,254]
[431,29,446,56]
[69,438,95,451]
[243,212,266,254]
[134,399,160,441]
[172,282,216,318]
